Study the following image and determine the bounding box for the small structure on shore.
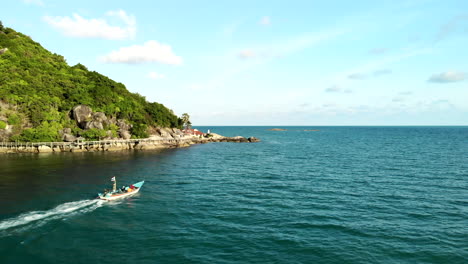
[183,128,204,136]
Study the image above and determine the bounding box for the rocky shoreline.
[0,133,260,154]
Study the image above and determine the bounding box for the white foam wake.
[0,199,104,232]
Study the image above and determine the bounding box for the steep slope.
[0,24,182,142]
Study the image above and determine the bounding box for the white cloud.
[100,40,183,65]
[22,0,44,6]
[148,72,165,80]
[428,71,466,83]
[348,73,367,80]
[43,10,136,40]
[325,85,341,93]
[260,16,271,26]
[325,85,352,93]
[238,49,257,59]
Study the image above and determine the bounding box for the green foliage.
[0,120,6,129]
[12,121,62,142]
[0,26,183,142]
[181,113,191,129]
[107,123,119,138]
[81,128,107,141]
[131,123,148,139]
[7,113,20,125]
[0,21,4,31]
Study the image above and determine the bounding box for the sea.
[0,126,466,264]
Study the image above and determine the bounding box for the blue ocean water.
[0,126,467,263]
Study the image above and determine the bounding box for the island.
[0,23,259,154]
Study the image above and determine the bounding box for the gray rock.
[63,133,76,142]
[83,112,110,131]
[155,128,172,138]
[37,145,53,153]
[248,137,260,142]
[72,105,93,128]
[120,130,131,140]
[85,120,104,130]
[63,128,72,134]
[92,112,109,127]
[117,119,132,131]
[0,48,8,55]
[106,130,115,139]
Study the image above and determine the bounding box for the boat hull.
[98,181,144,201]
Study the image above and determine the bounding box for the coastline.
[0,134,260,154]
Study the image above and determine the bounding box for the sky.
[1,0,467,125]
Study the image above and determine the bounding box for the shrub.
[81,128,107,141]
[7,114,21,125]
[131,123,148,139]
[0,120,6,129]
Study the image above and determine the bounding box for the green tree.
[81,128,107,141]
[181,113,191,129]
[0,20,4,31]
[131,124,148,139]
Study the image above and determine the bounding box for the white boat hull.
[98,188,140,201]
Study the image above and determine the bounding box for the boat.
[97,180,145,201]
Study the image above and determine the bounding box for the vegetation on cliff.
[0,23,183,142]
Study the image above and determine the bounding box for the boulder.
[117,119,132,131]
[231,136,248,142]
[72,105,93,128]
[120,130,131,140]
[84,112,110,130]
[248,137,260,142]
[85,120,104,130]
[63,133,77,142]
[37,145,53,153]
[62,128,72,134]
[158,128,174,138]
[171,128,184,136]
[92,112,110,127]
[0,48,8,55]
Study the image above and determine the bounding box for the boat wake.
[0,199,104,235]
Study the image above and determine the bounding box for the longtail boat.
[97,180,144,201]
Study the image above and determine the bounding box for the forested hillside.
[0,22,182,142]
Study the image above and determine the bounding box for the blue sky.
[2,0,467,125]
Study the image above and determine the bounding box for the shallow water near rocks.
[0,126,467,263]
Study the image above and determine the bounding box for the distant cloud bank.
[44,10,136,40]
[100,40,183,65]
[428,71,466,83]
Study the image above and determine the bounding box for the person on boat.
[120,186,126,192]
[111,176,116,192]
